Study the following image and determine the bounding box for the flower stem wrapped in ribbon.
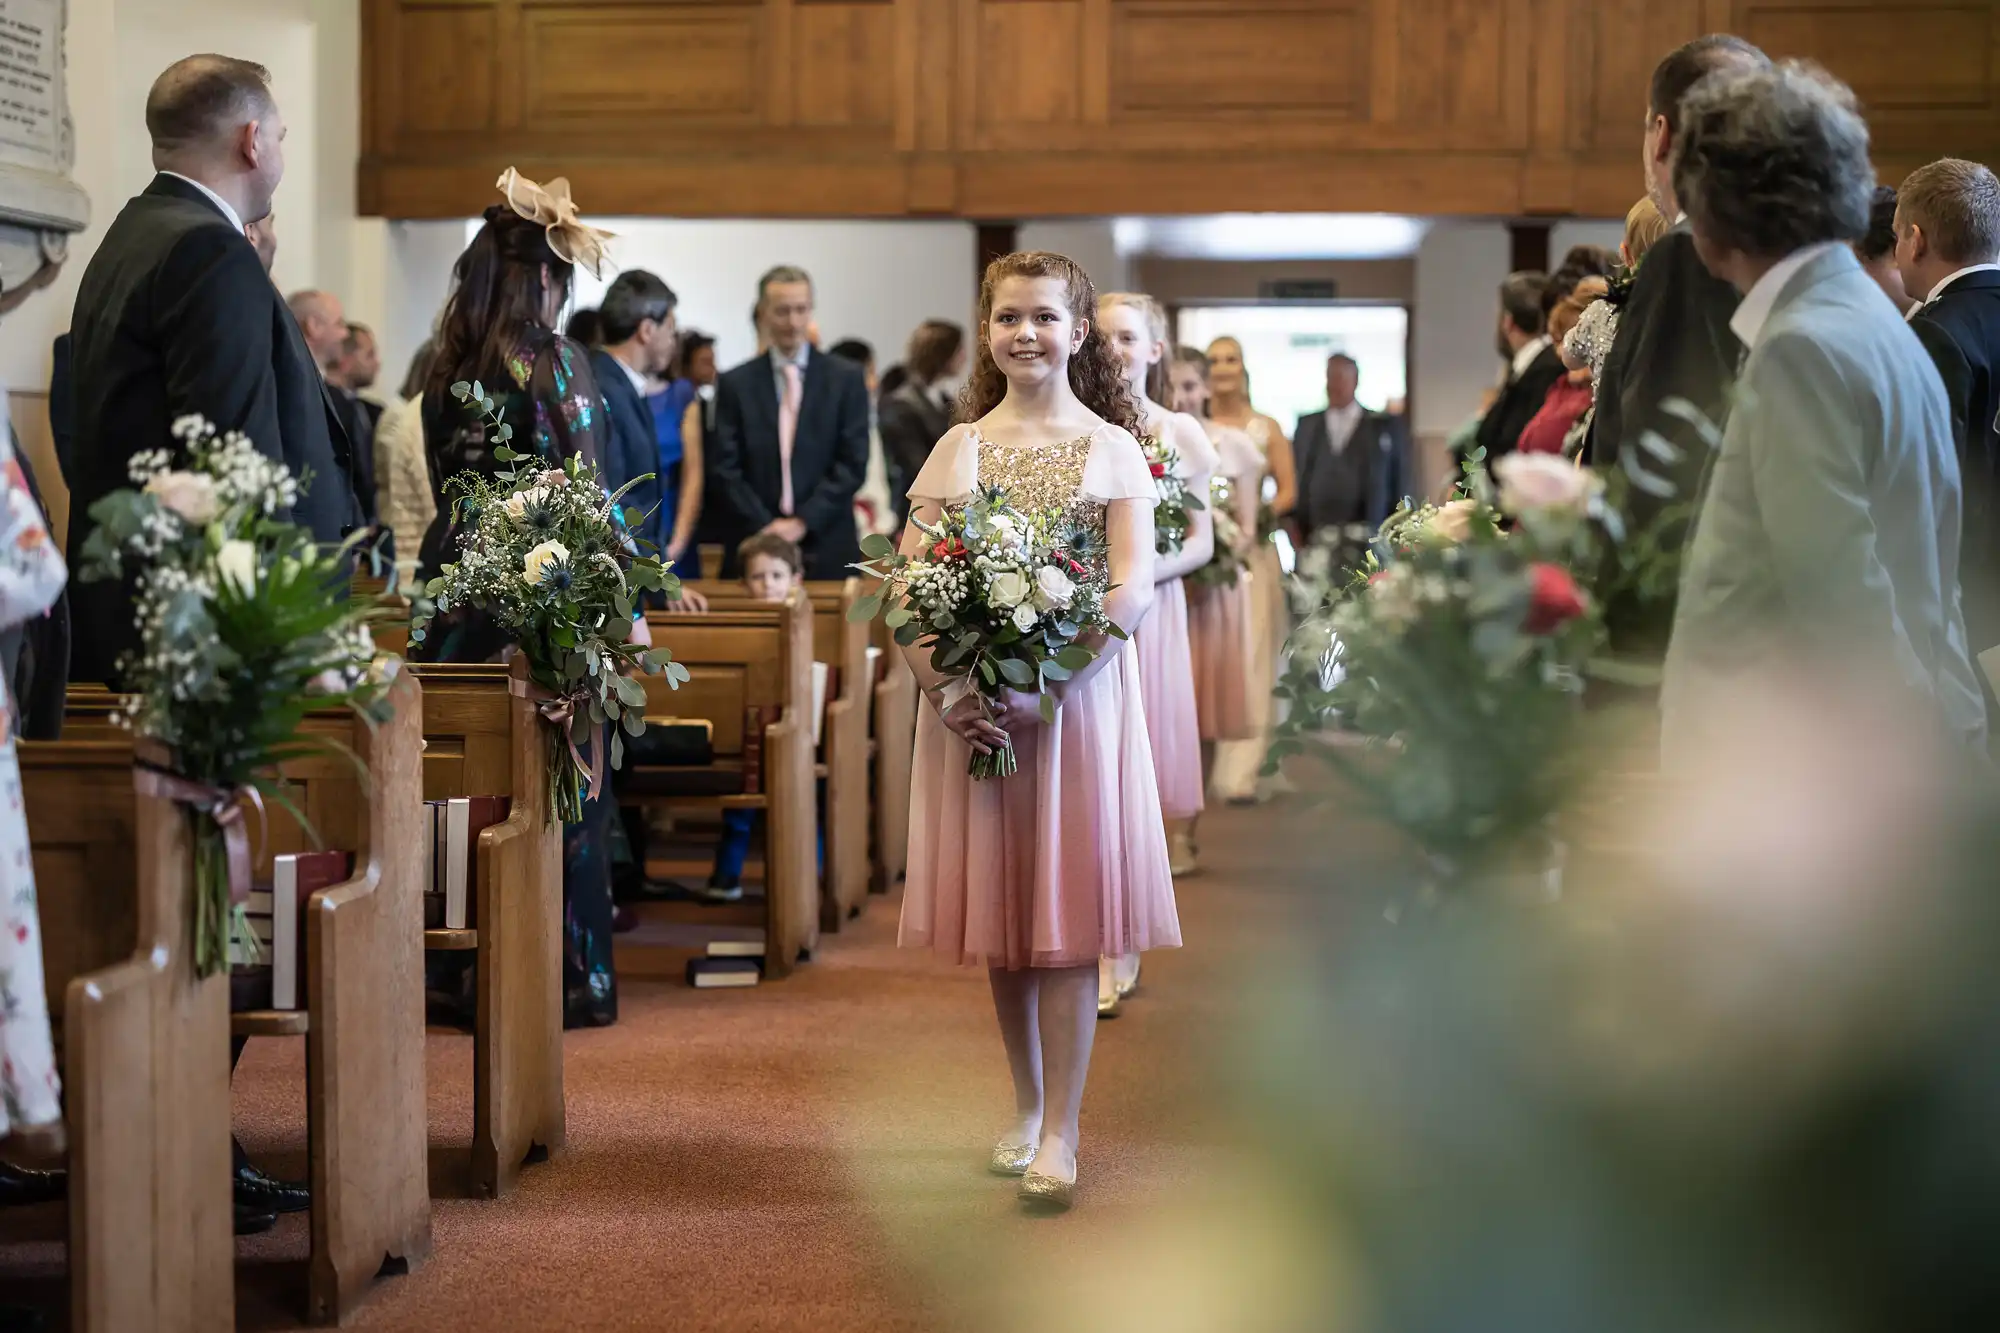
[412,385,692,823]
[849,483,1126,780]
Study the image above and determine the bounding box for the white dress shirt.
[1509,335,1552,381]
[160,171,244,234]
[1323,400,1365,454]
[1728,241,1849,350]
[769,343,810,403]
[1922,262,2000,307]
[610,351,649,397]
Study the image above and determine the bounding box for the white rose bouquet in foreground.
[78,415,399,978]
[412,381,690,823]
[850,485,1126,779]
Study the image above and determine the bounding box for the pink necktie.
[778,362,802,516]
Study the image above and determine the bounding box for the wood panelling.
[359,0,2000,219]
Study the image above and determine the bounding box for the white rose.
[1427,499,1479,543]
[523,538,570,586]
[145,470,220,524]
[987,513,1022,550]
[1011,601,1040,634]
[1034,564,1075,610]
[1494,453,1596,514]
[987,568,1031,609]
[214,539,257,597]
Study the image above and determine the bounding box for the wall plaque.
[0,0,86,299]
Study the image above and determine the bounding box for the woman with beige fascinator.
[414,168,631,1028]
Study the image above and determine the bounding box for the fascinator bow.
[496,167,614,278]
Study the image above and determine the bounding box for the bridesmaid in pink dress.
[1167,347,1262,766]
[899,252,1177,1210]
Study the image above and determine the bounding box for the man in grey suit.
[1290,353,1407,549]
[1662,61,1987,759]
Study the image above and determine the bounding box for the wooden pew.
[22,736,233,1332]
[871,612,917,892]
[408,656,563,1199]
[685,578,871,930]
[33,674,434,1325]
[633,591,817,977]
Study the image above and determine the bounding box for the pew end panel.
[871,612,917,892]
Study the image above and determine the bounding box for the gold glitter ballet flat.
[1115,957,1141,1001]
[1096,989,1121,1019]
[1018,1165,1076,1211]
[989,1140,1036,1177]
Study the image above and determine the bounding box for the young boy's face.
[742,553,797,602]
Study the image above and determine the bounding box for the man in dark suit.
[1290,353,1407,547]
[587,270,678,557]
[68,55,354,686]
[1898,157,2000,660]
[1470,271,1564,465]
[1587,32,1770,658]
[709,265,870,579]
[290,290,378,529]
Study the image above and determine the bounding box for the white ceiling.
[1111,214,1432,262]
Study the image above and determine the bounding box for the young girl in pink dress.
[899,252,1178,1210]
[1093,294,1216,1013]
[1167,347,1264,780]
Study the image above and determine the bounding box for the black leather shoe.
[0,1163,67,1207]
[234,1203,279,1236]
[233,1164,310,1214]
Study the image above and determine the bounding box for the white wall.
[570,219,978,374]
[1410,220,1510,442]
[1552,218,1626,267]
[1018,220,1130,295]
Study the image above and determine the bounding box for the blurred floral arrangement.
[1141,432,1205,556]
[1267,451,1652,880]
[412,381,690,823]
[80,416,397,977]
[1188,473,1248,589]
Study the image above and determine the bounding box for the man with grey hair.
[1663,61,1987,758]
[709,264,870,578]
[68,54,355,684]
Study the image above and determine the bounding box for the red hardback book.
[272,850,354,1010]
[442,796,511,929]
[742,705,779,795]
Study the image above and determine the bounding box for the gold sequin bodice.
[976,434,1105,539]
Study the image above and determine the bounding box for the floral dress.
[414,325,621,1027]
[0,429,67,1135]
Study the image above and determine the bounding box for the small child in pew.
[702,532,823,903]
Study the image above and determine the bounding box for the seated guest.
[1897,158,2000,663]
[1858,186,1915,315]
[878,319,967,523]
[709,266,870,579]
[1468,271,1563,464]
[1518,276,1609,456]
[1290,352,1407,546]
[1664,60,1986,760]
[586,270,677,558]
[704,532,821,903]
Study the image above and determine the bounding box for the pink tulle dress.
[1186,422,1264,743]
[898,424,1181,970]
[1132,414,1219,821]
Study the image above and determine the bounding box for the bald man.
[291,289,380,524]
[67,54,356,685]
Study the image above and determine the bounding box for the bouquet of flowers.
[79,416,399,978]
[1268,452,1620,879]
[1188,473,1248,589]
[411,382,691,823]
[1141,433,1204,556]
[849,486,1126,779]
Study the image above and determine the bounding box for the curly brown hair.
[954,251,1142,437]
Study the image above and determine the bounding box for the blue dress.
[646,379,703,579]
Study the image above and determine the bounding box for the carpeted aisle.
[216,798,1318,1332]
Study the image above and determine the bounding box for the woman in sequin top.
[900,252,1178,1209]
[415,198,623,1029]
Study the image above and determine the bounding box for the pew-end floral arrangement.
[78,416,400,979]
[849,484,1125,780]
[411,381,691,824]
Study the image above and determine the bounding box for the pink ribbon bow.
[511,676,606,803]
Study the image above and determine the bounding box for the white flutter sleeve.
[1170,411,1220,480]
[905,423,980,507]
[1081,424,1161,505]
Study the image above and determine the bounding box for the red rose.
[1524,563,1586,633]
[1148,461,1167,478]
[931,537,967,560]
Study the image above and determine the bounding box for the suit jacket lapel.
[799,349,828,442]
[743,356,779,457]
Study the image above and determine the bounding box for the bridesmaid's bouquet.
[411,381,690,823]
[1188,473,1247,589]
[1141,433,1204,556]
[850,486,1126,779]
[78,415,399,978]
